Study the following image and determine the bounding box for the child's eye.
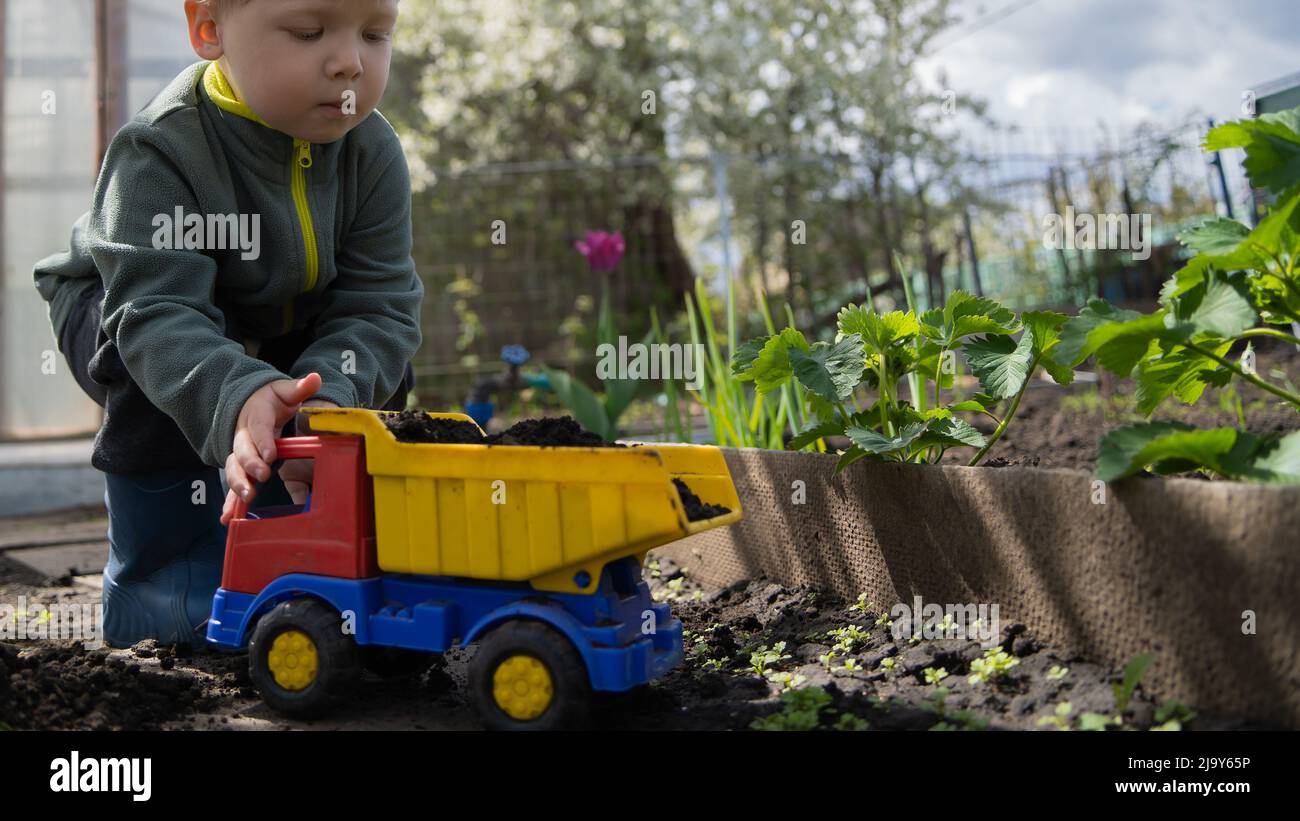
[291,29,323,41]
[365,31,393,43]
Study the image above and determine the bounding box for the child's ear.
[184,0,224,60]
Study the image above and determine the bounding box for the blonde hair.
[193,0,249,20]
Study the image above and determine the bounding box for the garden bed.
[656,445,1300,727]
[2,549,1266,730]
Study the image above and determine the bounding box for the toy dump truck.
[206,407,742,729]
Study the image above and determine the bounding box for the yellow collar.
[202,61,269,127]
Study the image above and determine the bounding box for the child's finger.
[233,428,271,483]
[225,450,257,503]
[243,399,282,465]
[219,488,240,526]
[271,373,323,409]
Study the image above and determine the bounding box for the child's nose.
[327,48,364,82]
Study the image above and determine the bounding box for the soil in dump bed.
[384,412,730,521]
[383,411,617,448]
[673,478,731,521]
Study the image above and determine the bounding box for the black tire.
[248,598,361,718]
[468,621,591,731]
[361,645,432,679]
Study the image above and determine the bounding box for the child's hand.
[220,373,323,525]
[279,399,338,504]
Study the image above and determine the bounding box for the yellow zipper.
[286,138,318,334]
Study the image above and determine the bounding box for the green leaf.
[919,291,1019,346]
[1159,257,1213,305]
[846,308,919,353]
[964,332,1034,400]
[844,421,928,457]
[1236,430,1300,485]
[1178,217,1251,257]
[914,417,986,450]
[601,326,655,423]
[788,334,865,402]
[1168,269,1258,339]
[1114,654,1156,713]
[788,419,845,451]
[1058,300,1143,366]
[1132,339,1233,415]
[1087,314,1170,377]
[730,336,770,379]
[947,400,988,413]
[1096,422,1235,481]
[1204,108,1300,194]
[1022,310,1074,386]
[747,328,811,394]
[544,368,611,441]
[833,445,872,474]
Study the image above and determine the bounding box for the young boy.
[32,0,422,648]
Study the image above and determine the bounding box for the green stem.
[934,345,946,409]
[1184,341,1300,410]
[968,356,1038,466]
[1238,327,1300,346]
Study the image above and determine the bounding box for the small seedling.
[1046,665,1069,681]
[746,642,791,677]
[826,625,870,654]
[764,670,808,691]
[880,657,898,672]
[1077,712,1121,731]
[923,667,949,685]
[751,687,832,731]
[1037,701,1073,731]
[1152,701,1197,732]
[835,713,869,731]
[818,650,838,669]
[1113,654,1155,714]
[924,687,989,731]
[849,593,870,613]
[967,648,1019,685]
[839,658,863,673]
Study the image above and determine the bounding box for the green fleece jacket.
[33,60,424,471]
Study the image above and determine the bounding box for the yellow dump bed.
[303,408,742,593]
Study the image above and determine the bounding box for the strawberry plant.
[729,290,1074,471]
[1058,106,1300,483]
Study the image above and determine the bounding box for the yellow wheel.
[249,599,360,718]
[267,629,319,691]
[470,621,590,730]
[492,655,554,720]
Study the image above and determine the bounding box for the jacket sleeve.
[90,124,288,468]
[289,137,424,409]
[33,210,102,351]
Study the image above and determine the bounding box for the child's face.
[191,0,399,144]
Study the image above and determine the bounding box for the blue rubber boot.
[102,466,296,648]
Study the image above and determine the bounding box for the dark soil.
[940,338,1300,472]
[384,411,619,448]
[0,640,217,730]
[673,478,731,522]
[612,562,1278,731]
[483,416,617,448]
[382,410,486,444]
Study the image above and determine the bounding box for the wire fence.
[410,121,1249,407]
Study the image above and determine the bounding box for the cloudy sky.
[920,0,1299,135]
